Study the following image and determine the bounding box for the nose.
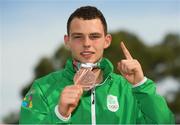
[83,36,91,48]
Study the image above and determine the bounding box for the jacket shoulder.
[110,73,132,88]
[33,70,64,96]
[36,70,64,85]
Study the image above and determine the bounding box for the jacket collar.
[63,58,114,81]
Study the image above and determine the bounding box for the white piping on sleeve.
[132,77,147,88]
[54,105,71,121]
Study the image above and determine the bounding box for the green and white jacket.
[20,58,175,124]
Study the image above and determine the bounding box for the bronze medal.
[74,68,96,91]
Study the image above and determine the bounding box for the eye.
[89,34,101,40]
[72,35,83,39]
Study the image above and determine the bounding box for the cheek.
[69,43,81,53]
[94,41,106,50]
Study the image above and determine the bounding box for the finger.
[120,42,133,60]
[76,85,83,95]
[62,91,82,103]
[63,98,78,105]
[117,61,133,76]
[117,62,127,77]
[63,92,80,98]
[64,86,83,95]
[74,69,88,84]
[120,60,136,72]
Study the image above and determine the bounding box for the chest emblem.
[107,95,119,112]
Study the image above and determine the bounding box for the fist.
[58,85,83,117]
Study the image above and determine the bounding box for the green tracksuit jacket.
[20,58,175,124]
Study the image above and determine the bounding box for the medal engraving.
[74,68,96,91]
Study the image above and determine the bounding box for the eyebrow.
[89,33,102,36]
[70,33,83,37]
[70,32,102,36]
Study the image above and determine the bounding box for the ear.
[64,35,70,49]
[104,34,112,49]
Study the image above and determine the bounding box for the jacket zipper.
[91,88,96,125]
[90,75,111,124]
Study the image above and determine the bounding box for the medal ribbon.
[72,59,101,71]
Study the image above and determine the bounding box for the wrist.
[133,77,147,88]
[58,104,69,117]
[55,105,71,121]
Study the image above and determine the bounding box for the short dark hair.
[67,6,107,35]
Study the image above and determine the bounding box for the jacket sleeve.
[19,81,71,124]
[132,78,175,124]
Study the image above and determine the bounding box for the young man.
[20,6,174,124]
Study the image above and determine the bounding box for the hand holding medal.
[74,68,96,91]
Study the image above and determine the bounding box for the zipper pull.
[92,91,95,104]
[91,88,95,104]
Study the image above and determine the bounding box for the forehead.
[69,18,104,34]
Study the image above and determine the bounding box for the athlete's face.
[64,18,112,63]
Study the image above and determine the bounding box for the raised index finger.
[120,42,133,60]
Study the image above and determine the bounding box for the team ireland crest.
[107,95,119,112]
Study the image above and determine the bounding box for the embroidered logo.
[107,95,119,112]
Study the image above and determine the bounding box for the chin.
[81,59,94,63]
[74,56,101,63]
[75,58,93,63]
[82,58,101,63]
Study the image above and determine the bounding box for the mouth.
[80,51,95,58]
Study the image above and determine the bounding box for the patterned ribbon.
[72,59,101,71]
